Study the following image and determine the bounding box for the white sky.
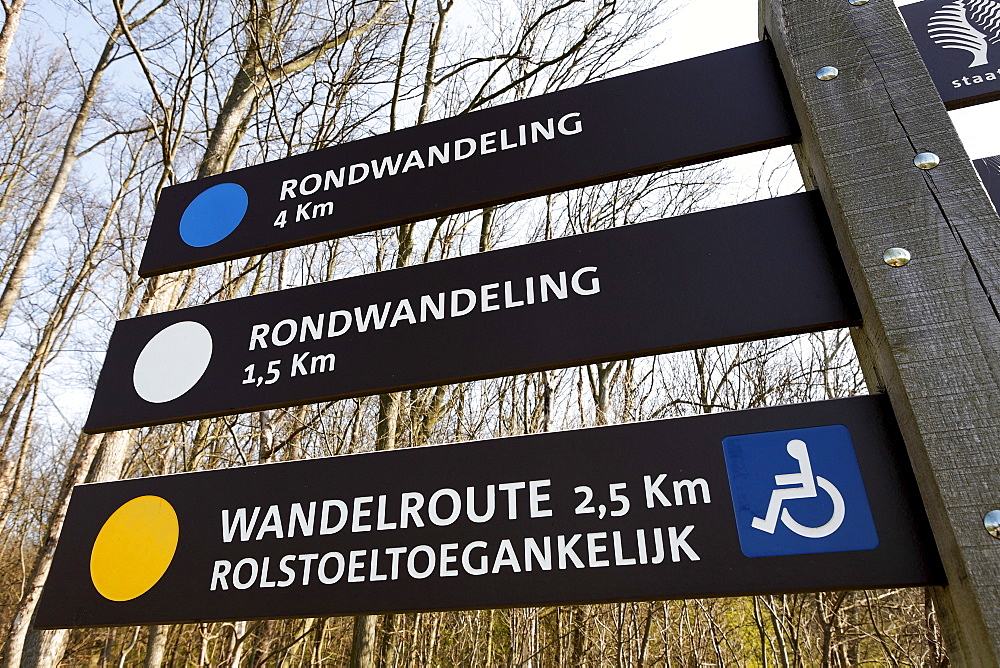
[658,0,1000,160]
[21,0,998,159]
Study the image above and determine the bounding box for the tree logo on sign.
[928,0,1000,67]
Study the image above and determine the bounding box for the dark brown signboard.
[86,192,858,433]
[974,155,1000,210]
[137,42,798,277]
[38,395,942,629]
[900,0,1000,109]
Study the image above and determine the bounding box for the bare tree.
[3,0,403,664]
[0,0,166,333]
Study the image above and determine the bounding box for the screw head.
[914,152,940,170]
[985,510,1000,539]
[816,66,839,81]
[883,248,911,267]
[850,0,869,5]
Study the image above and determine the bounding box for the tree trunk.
[350,615,379,668]
[0,0,27,98]
[350,392,400,666]
[1,433,106,668]
[380,614,398,668]
[0,26,122,332]
[18,628,68,668]
[1,127,146,666]
[228,620,247,667]
[144,625,168,668]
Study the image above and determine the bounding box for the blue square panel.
[722,425,879,557]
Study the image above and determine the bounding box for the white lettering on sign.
[208,525,698,591]
[247,265,600,351]
[278,112,583,203]
[951,69,1000,88]
[209,473,712,594]
[221,479,554,542]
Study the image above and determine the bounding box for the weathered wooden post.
[33,2,977,658]
[761,0,1000,662]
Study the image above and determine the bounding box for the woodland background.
[0,0,949,664]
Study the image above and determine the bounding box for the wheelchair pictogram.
[723,424,879,557]
[749,439,845,538]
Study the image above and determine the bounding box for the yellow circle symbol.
[90,495,178,601]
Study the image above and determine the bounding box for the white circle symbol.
[132,321,213,403]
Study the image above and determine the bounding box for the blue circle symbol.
[179,183,249,247]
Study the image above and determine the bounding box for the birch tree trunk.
[143,625,168,668]
[0,4,145,332]
[0,0,26,98]
[2,432,106,668]
[350,391,400,668]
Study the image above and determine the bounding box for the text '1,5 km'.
[86,192,858,433]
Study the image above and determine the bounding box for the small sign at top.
[900,0,1000,109]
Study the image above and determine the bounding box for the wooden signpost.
[32,0,1000,662]
[762,0,1000,662]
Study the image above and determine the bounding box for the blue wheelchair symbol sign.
[722,425,879,557]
